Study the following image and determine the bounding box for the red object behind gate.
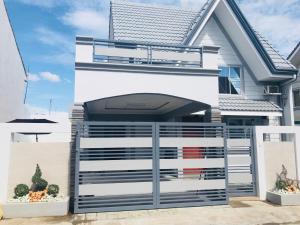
[183,147,204,175]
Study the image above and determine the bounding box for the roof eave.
[226,0,296,76]
[287,42,300,61]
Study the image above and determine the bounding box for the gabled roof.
[110,0,296,75]
[219,95,282,112]
[110,0,199,44]
[287,41,300,65]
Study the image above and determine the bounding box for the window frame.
[218,65,244,95]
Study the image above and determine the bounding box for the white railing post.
[201,46,220,70]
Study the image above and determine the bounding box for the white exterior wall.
[75,70,219,107]
[75,42,219,107]
[0,0,26,122]
[292,61,300,123]
[194,17,265,99]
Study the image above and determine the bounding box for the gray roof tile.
[111,0,199,44]
[219,95,282,112]
[254,31,295,70]
[110,0,296,72]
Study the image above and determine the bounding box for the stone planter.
[267,191,300,206]
[3,197,69,218]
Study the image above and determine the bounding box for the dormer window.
[219,66,241,94]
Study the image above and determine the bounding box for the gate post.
[223,125,229,203]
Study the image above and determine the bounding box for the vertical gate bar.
[155,123,160,208]
[250,126,257,195]
[152,123,157,208]
[74,123,82,213]
[223,125,229,203]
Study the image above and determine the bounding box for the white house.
[69,0,299,213]
[73,0,298,127]
[287,42,300,125]
[0,0,27,122]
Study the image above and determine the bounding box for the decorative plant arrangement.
[9,164,62,203]
[274,165,300,194]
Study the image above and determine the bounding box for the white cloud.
[62,9,109,38]
[39,52,74,66]
[40,72,61,82]
[179,0,208,9]
[35,27,73,52]
[27,73,40,82]
[26,71,72,83]
[34,27,74,65]
[239,0,300,56]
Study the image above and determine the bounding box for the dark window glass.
[218,66,241,94]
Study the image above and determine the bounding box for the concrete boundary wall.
[254,126,300,200]
[8,143,70,198]
[0,123,70,204]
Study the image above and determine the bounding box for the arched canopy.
[84,93,210,121]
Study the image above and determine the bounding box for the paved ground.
[1,199,300,225]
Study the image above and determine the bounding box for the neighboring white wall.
[0,123,70,204]
[194,17,265,99]
[75,70,219,108]
[264,142,296,191]
[7,143,70,198]
[254,126,300,200]
[0,0,26,122]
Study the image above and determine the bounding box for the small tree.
[31,164,48,192]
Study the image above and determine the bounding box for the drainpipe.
[279,72,299,125]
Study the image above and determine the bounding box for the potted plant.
[3,164,69,218]
[267,165,300,205]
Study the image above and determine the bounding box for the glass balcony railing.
[92,39,203,68]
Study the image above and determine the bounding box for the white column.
[282,85,295,126]
[253,126,267,200]
[0,125,12,203]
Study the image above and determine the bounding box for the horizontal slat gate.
[74,122,228,213]
[157,123,228,208]
[74,122,155,213]
[226,126,256,196]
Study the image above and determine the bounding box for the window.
[219,66,241,94]
[294,90,300,107]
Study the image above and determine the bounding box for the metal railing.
[93,39,203,68]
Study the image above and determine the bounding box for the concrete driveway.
[1,199,300,225]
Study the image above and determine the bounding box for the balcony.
[76,37,220,71]
[92,39,203,68]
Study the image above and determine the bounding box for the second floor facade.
[74,0,298,125]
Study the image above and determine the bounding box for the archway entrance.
[84,93,211,122]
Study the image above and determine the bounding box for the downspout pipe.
[279,72,299,125]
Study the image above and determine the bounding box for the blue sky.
[4,0,300,113]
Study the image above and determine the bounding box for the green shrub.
[31,164,48,192]
[47,184,59,197]
[14,184,29,197]
[276,180,288,190]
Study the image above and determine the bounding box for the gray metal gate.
[226,126,256,196]
[74,122,228,213]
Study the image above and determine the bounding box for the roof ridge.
[182,0,214,45]
[111,0,198,12]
